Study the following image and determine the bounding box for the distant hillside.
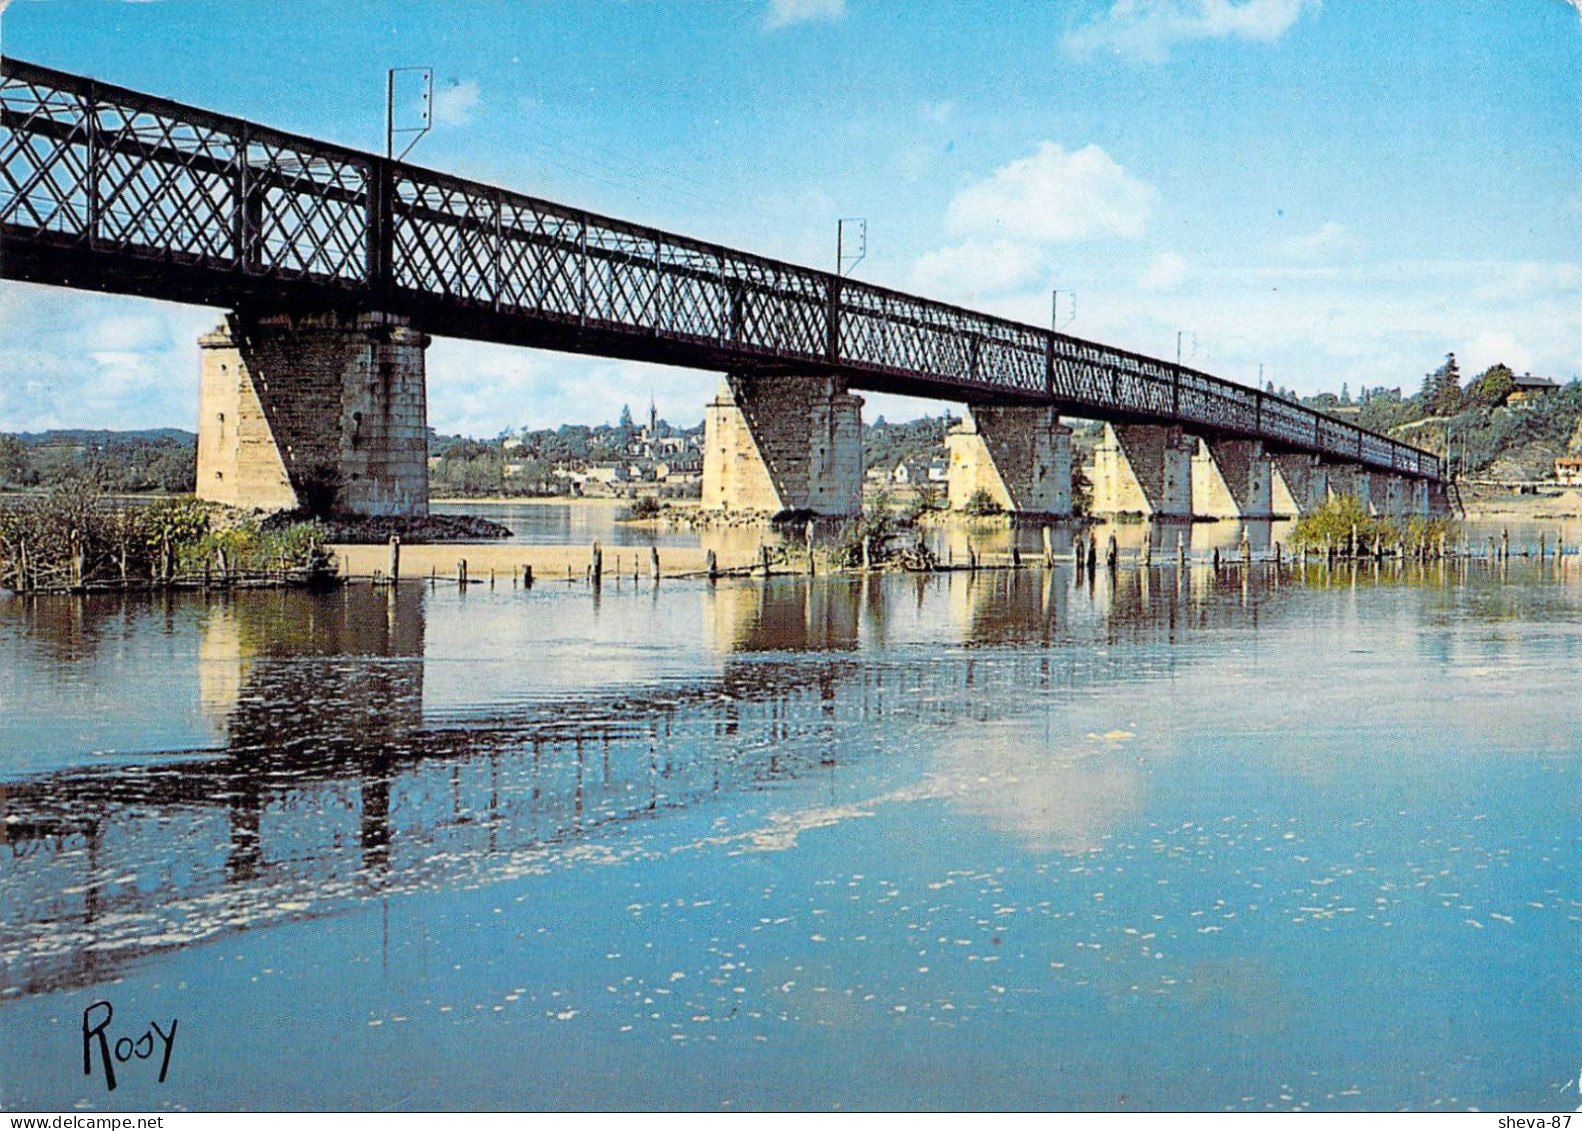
[2,428,196,492]
[15,428,197,447]
[1296,356,1582,481]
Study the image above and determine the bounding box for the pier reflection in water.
[1,557,1579,1111]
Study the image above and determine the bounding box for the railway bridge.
[0,58,1446,519]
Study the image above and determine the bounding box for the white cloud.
[1064,0,1319,64]
[1139,251,1189,291]
[1567,0,1582,24]
[432,79,480,127]
[947,142,1156,244]
[909,240,1047,299]
[765,0,845,31]
[0,286,213,432]
[1463,331,1534,378]
[1276,220,1360,259]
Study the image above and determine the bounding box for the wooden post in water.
[388,535,401,582]
[707,549,718,579]
[1274,541,1282,567]
[1011,542,1022,569]
[457,559,468,588]
[967,540,977,572]
[1105,533,1118,572]
[430,564,437,587]
[1240,529,1251,568]
[1140,535,1151,568]
[1212,546,1221,570]
[761,543,772,578]
[862,535,872,572]
[1042,526,1054,568]
[1501,527,1510,561]
[1540,532,1547,560]
[1075,537,1085,580]
[591,540,603,589]
[651,545,661,581]
[1086,532,1098,576]
[523,564,534,588]
[1177,531,1186,570]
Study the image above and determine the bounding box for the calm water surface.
[0,555,1577,1111]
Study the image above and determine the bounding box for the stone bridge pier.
[1091,423,1193,519]
[1190,437,1273,519]
[196,311,430,516]
[1324,464,1379,515]
[1271,453,1330,518]
[702,373,864,515]
[945,405,1072,515]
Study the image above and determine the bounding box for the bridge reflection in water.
[0,560,1496,998]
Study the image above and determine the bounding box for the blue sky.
[2,0,1580,435]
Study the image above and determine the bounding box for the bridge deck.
[0,57,1439,480]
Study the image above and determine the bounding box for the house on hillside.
[1555,456,1582,486]
[1509,373,1559,406]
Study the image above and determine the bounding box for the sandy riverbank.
[1459,485,1582,522]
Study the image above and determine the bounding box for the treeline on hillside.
[1296,355,1582,478]
[1,430,196,493]
[863,415,954,474]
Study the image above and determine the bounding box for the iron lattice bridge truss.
[0,57,1439,480]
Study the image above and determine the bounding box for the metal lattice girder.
[0,56,1442,481]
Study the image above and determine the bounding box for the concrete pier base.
[1091,423,1192,519]
[1325,464,1377,515]
[1191,437,1273,519]
[701,373,864,515]
[946,405,1072,515]
[1271,453,1330,518]
[196,311,430,516]
[1377,474,1407,518]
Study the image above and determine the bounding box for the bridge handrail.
[0,55,1440,481]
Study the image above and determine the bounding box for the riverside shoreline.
[1458,484,1582,521]
[330,540,758,580]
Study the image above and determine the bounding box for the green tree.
[1466,363,1517,409]
[1422,353,1463,416]
[0,435,29,487]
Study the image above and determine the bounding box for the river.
[0,551,1577,1111]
